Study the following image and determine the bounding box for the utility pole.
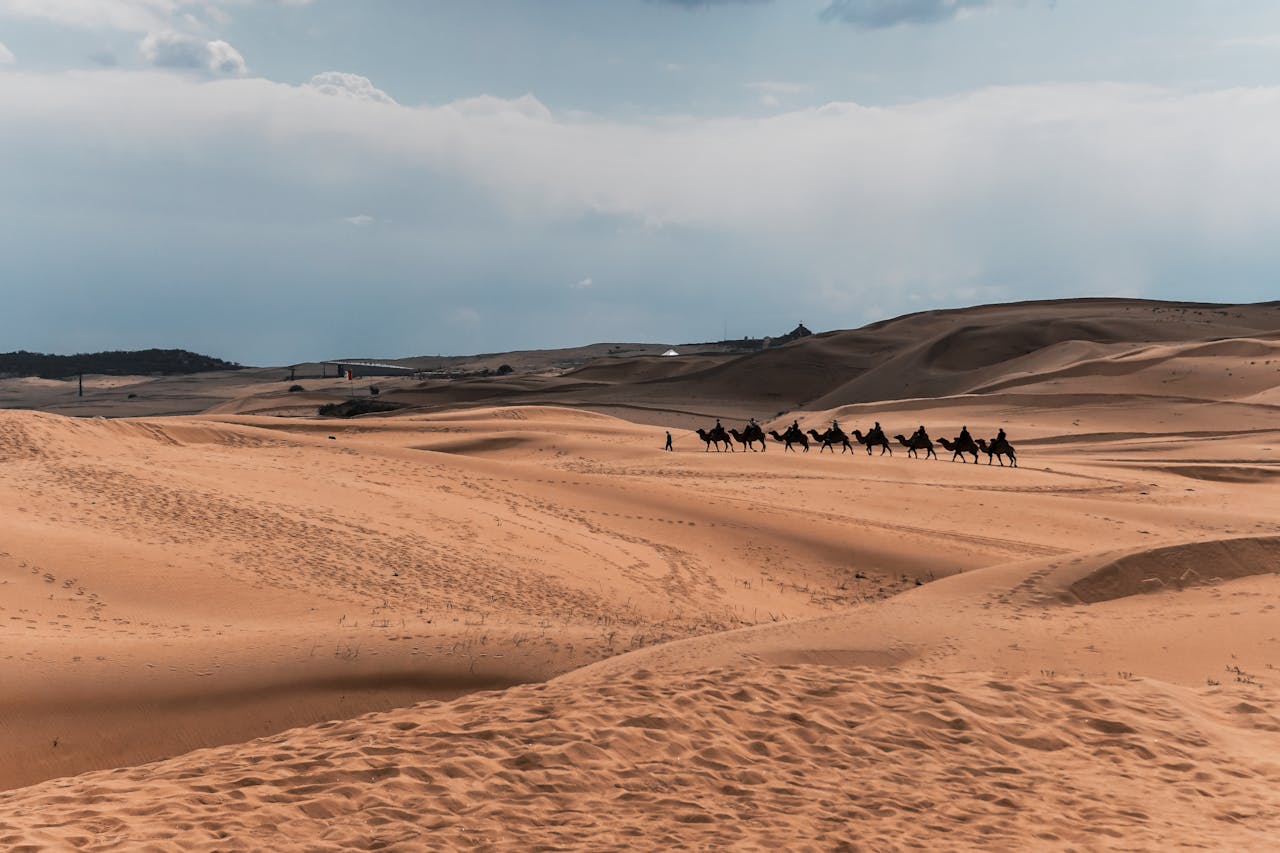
[78,372,83,397]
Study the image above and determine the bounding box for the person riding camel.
[871,421,883,441]
[994,427,1008,450]
[959,425,972,444]
[831,419,839,432]
[912,424,929,444]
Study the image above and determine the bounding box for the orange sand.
[1,298,1278,849]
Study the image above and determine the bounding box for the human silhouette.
[665,431,673,451]
[959,425,972,444]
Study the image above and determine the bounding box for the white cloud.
[344,214,375,226]
[307,72,396,105]
[140,31,246,74]
[448,93,550,121]
[0,0,309,32]
[574,277,594,289]
[0,41,14,65]
[4,71,1280,309]
[0,0,177,31]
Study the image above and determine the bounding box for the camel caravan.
[692,419,1017,466]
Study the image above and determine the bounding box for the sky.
[3,1,1280,365]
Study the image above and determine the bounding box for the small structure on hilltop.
[767,323,813,348]
[661,348,680,357]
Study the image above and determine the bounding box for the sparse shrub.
[288,384,305,393]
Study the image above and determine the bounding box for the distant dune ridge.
[1,297,1279,850]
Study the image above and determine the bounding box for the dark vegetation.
[0,349,243,379]
[318,399,406,418]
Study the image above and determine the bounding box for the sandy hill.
[1,298,1279,849]
[357,298,1280,424]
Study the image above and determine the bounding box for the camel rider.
[831,419,839,432]
[913,425,929,444]
[715,418,723,431]
[959,425,972,444]
[994,427,1007,450]
[871,421,883,441]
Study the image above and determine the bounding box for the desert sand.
[1,298,1279,850]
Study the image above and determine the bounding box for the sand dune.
[1,298,1278,849]
[3,665,1277,851]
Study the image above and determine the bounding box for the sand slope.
[2,664,1277,851]
[1,298,1279,849]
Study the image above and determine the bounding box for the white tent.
[661,348,680,356]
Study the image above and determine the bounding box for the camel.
[937,435,979,464]
[806,427,854,454]
[729,426,767,452]
[852,428,892,456]
[977,438,1017,467]
[695,427,734,452]
[894,434,938,460]
[768,428,809,452]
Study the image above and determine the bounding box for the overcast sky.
[3,1,1280,365]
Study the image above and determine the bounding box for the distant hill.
[365,298,1280,419]
[0,349,243,379]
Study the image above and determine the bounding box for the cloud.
[821,0,993,28]
[574,277,594,289]
[0,41,14,65]
[344,214,374,226]
[140,31,246,74]
[0,0,310,32]
[4,70,1280,360]
[307,71,396,105]
[0,0,176,31]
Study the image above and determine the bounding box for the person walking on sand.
[665,431,673,452]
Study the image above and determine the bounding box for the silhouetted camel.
[768,429,809,452]
[937,436,979,464]
[729,426,767,452]
[806,427,854,454]
[894,434,937,460]
[696,427,734,452]
[977,438,1017,467]
[852,428,892,456]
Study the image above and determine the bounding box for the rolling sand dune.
[1,298,1279,849]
